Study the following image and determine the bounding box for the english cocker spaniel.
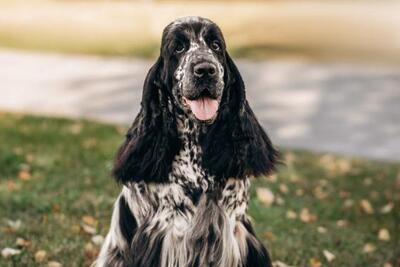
[96,16,278,267]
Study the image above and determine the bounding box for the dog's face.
[161,17,226,123]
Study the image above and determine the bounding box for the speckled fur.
[95,16,277,267]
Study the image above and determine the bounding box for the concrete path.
[1,49,399,161]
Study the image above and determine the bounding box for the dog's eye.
[210,41,221,51]
[175,43,186,54]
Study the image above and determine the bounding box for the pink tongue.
[186,97,219,121]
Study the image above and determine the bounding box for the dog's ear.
[113,57,180,184]
[201,52,279,179]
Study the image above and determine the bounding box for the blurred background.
[0,0,399,266]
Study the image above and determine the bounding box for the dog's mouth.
[183,90,219,122]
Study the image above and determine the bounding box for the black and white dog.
[96,16,278,267]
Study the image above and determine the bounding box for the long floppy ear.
[113,57,180,184]
[200,53,279,179]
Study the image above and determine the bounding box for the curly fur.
[96,16,278,267]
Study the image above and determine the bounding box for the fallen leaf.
[360,199,374,214]
[48,261,63,267]
[343,199,354,209]
[380,203,394,214]
[279,184,289,194]
[82,215,98,227]
[336,220,348,227]
[323,250,335,262]
[84,242,99,259]
[317,226,327,234]
[6,219,22,231]
[363,243,376,253]
[300,208,317,223]
[35,250,47,263]
[16,237,30,248]
[378,228,390,241]
[295,188,304,196]
[18,170,31,181]
[275,196,285,205]
[91,235,105,246]
[314,186,328,200]
[25,154,35,163]
[81,224,97,235]
[6,180,19,192]
[383,263,393,267]
[1,248,21,258]
[256,187,274,206]
[286,210,297,219]
[309,257,322,267]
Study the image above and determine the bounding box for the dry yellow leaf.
[363,243,376,253]
[317,226,327,234]
[314,186,328,200]
[81,224,97,235]
[48,261,63,267]
[286,210,297,219]
[1,248,21,258]
[35,250,47,263]
[383,263,393,267]
[277,196,286,205]
[91,235,105,246]
[279,184,289,194]
[82,215,98,227]
[336,220,348,227]
[300,208,317,223]
[378,228,390,241]
[18,170,31,181]
[323,250,335,262]
[84,242,99,259]
[256,187,274,206]
[380,203,394,214]
[309,257,322,267]
[295,188,304,196]
[360,199,374,214]
[15,237,30,248]
[343,199,354,209]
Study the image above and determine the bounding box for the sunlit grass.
[0,112,399,266]
[0,0,399,62]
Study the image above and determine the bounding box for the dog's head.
[161,17,225,122]
[113,17,278,183]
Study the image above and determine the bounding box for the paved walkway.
[1,49,399,161]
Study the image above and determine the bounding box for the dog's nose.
[193,62,217,78]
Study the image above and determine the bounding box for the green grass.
[0,112,399,266]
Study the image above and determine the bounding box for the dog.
[95,16,278,267]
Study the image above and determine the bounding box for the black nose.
[193,62,217,78]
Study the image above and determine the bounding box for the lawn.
[0,112,399,266]
[0,0,399,63]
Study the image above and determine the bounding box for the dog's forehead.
[166,16,215,40]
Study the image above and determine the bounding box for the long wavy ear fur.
[113,57,180,183]
[200,53,279,179]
